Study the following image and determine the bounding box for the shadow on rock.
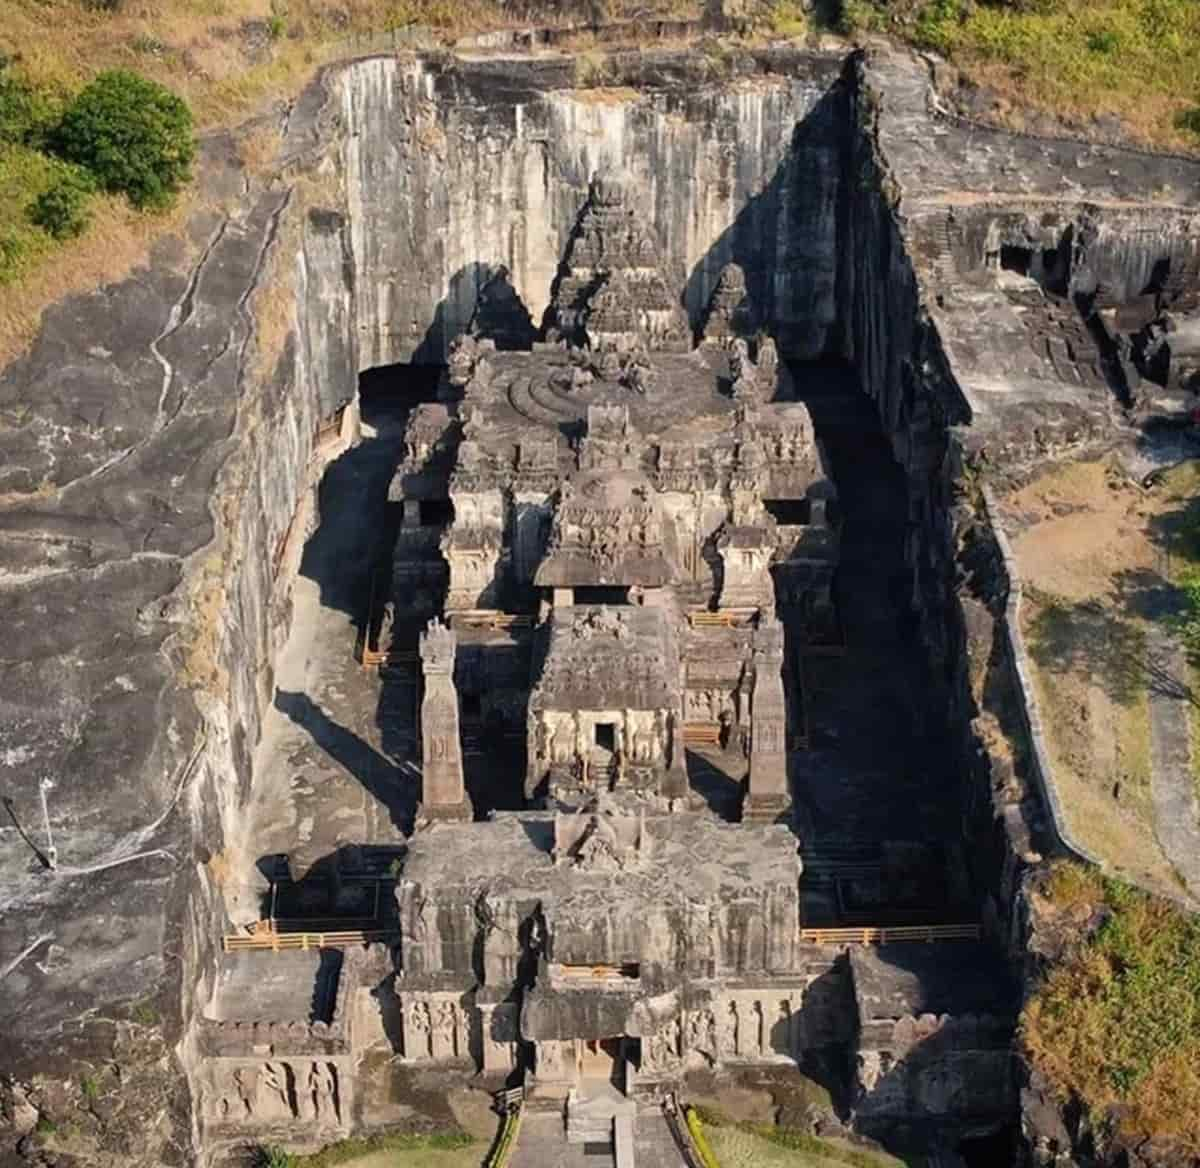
[275,689,416,833]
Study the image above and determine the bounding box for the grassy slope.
[0,0,518,362]
[707,1126,913,1167]
[1023,863,1200,1157]
[839,0,1200,152]
[267,1130,485,1167]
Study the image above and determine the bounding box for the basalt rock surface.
[0,33,1198,1168]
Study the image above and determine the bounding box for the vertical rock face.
[0,133,358,1162]
[338,52,844,367]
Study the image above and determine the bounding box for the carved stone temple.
[384,170,845,1103]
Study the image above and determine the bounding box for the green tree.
[52,70,194,209]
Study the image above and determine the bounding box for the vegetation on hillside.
[1022,863,1200,1157]
[836,0,1200,151]
[690,1105,914,1167]
[53,70,194,209]
[0,63,194,285]
[255,1129,477,1167]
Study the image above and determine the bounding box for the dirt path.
[1146,627,1200,899]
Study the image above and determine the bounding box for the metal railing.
[682,722,722,746]
[687,609,757,630]
[222,928,393,952]
[799,923,981,945]
[450,609,534,631]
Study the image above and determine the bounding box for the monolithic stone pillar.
[418,618,471,820]
[745,617,790,823]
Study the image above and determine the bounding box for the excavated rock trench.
[2,35,1200,1168]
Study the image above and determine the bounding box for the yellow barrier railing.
[687,609,756,630]
[684,1107,721,1168]
[451,610,534,631]
[485,1101,523,1168]
[222,929,393,952]
[799,924,981,945]
[682,722,722,746]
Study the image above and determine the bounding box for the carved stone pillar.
[418,619,471,821]
[478,999,518,1074]
[745,617,790,823]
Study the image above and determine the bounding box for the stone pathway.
[507,1104,690,1168]
[1146,627,1200,898]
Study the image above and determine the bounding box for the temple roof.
[531,605,676,711]
[535,468,677,589]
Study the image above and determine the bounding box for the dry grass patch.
[0,183,195,369]
[1,0,510,128]
[1005,458,1182,894]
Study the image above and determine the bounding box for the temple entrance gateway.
[594,722,616,753]
[576,1037,624,1086]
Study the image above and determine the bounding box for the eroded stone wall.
[338,52,845,367]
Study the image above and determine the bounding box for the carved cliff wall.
[337,50,845,366]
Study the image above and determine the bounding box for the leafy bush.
[1177,106,1200,141]
[51,70,194,209]
[255,1148,294,1168]
[0,72,57,149]
[27,167,94,239]
[913,0,966,53]
[1087,27,1121,54]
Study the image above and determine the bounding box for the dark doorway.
[419,498,454,526]
[764,498,811,525]
[575,585,630,606]
[999,245,1033,276]
[595,723,616,752]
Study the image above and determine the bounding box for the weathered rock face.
[0,137,358,1165]
[338,49,845,366]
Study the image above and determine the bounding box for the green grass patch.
[0,143,80,283]
[260,1129,477,1168]
[1023,864,1200,1155]
[770,0,809,38]
[694,1107,913,1167]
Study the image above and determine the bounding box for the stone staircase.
[508,1093,689,1168]
[588,749,620,790]
[567,1080,635,1147]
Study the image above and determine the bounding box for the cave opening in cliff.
[358,361,443,409]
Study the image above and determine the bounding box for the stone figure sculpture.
[722,1000,740,1058]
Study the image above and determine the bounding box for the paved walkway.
[507,1103,690,1168]
[1147,627,1200,898]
